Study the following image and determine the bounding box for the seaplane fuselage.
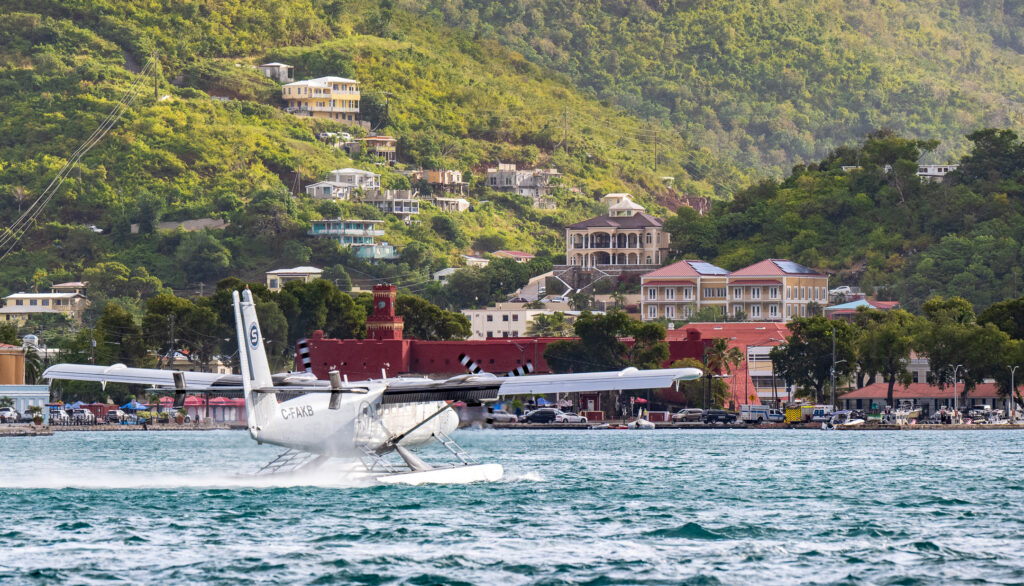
[255,387,458,459]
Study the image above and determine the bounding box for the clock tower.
[365,283,404,340]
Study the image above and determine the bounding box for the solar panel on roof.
[688,261,730,275]
[773,260,818,274]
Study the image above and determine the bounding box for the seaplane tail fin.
[233,289,277,434]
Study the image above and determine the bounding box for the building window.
[786,286,791,299]
[800,305,806,317]
[646,234,652,244]
[769,304,778,317]
[647,288,657,300]
[648,305,656,318]
[751,287,761,300]
[683,288,693,300]
[801,287,806,299]
[751,305,761,318]
[733,287,742,300]
[666,306,675,318]
[734,305,743,316]
[512,331,519,337]
[486,331,493,338]
[29,300,37,306]
[487,315,493,322]
[684,305,693,318]
[502,315,509,322]
[646,256,652,264]
[717,288,727,297]
[512,314,519,322]
[41,299,49,306]
[15,300,22,306]
[665,288,675,300]
[703,288,714,298]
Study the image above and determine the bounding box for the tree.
[915,297,1013,399]
[0,323,17,345]
[276,279,366,341]
[772,317,857,403]
[979,295,1024,341]
[323,265,352,292]
[396,294,470,340]
[568,291,592,311]
[24,345,41,384]
[95,302,149,367]
[526,313,573,337]
[542,310,668,373]
[0,396,12,409]
[855,309,918,407]
[175,231,231,283]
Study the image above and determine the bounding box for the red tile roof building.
[667,323,791,408]
[641,258,829,323]
[840,382,1007,414]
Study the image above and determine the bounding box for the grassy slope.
[0,1,747,293]
[417,0,1024,174]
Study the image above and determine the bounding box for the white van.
[740,405,784,423]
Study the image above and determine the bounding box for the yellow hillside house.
[282,76,360,122]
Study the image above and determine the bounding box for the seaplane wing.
[41,363,244,390]
[374,367,702,405]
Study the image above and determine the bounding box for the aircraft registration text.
[281,405,314,420]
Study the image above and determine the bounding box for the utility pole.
[830,326,836,407]
[653,129,658,172]
[153,50,159,102]
[90,338,96,365]
[562,106,568,151]
[165,313,175,369]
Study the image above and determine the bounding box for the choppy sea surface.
[1,429,1023,584]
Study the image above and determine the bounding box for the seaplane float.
[43,290,702,485]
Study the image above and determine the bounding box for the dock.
[0,425,53,437]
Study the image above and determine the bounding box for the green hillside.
[418,0,1024,174]
[665,129,1024,312]
[0,0,746,296]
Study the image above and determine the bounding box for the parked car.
[672,408,704,422]
[106,410,126,423]
[48,409,69,424]
[544,296,569,304]
[555,411,588,423]
[508,297,529,303]
[0,407,18,423]
[68,409,95,424]
[829,285,852,296]
[701,409,738,424]
[488,409,517,423]
[519,408,561,423]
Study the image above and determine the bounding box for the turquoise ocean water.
[1,429,1023,584]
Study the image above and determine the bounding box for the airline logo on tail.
[249,323,260,348]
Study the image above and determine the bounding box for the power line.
[0,58,157,262]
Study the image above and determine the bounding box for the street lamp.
[1010,365,1020,420]
[951,364,965,422]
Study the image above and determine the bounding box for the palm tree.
[11,186,29,214]
[527,313,573,337]
[23,345,41,384]
[702,338,743,408]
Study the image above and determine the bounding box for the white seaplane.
[43,290,702,485]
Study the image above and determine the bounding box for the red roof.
[727,280,782,286]
[642,260,729,278]
[730,259,826,277]
[643,280,695,286]
[842,382,1000,400]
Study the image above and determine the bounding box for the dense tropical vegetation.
[418,0,1024,174]
[666,130,1024,312]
